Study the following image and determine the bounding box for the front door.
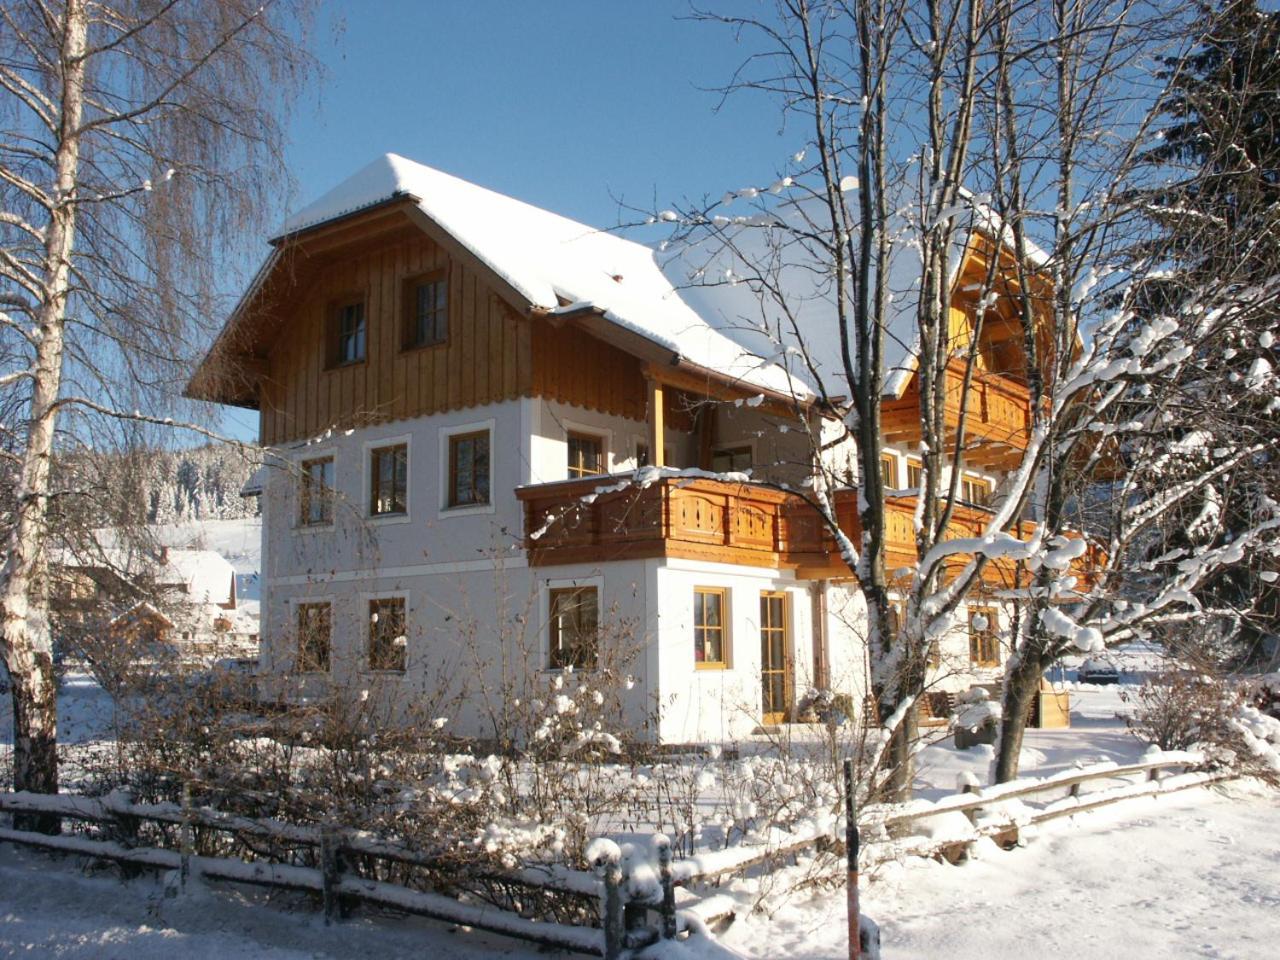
[760,591,791,724]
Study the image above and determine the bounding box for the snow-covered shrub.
[1122,668,1242,753]
[1123,666,1278,785]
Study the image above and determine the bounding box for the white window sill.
[367,512,412,526]
[438,502,495,518]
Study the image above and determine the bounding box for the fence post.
[603,857,625,960]
[320,822,343,925]
[107,788,141,880]
[845,757,861,960]
[959,779,981,825]
[179,780,194,892]
[657,835,677,940]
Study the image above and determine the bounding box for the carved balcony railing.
[881,358,1032,471]
[516,475,828,569]
[517,474,1101,590]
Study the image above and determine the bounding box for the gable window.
[370,444,408,516]
[960,476,993,508]
[296,602,331,672]
[567,432,604,478]
[448,431,490,507]
[880,454,897,488]
[299,456,334,526]
[368,596,407,672]
[404,273,448,349]
[711,445,752,474]
[969,607,1000,668]
[330,299,366,366]
[549,586,598,670]
[694,587,729,668]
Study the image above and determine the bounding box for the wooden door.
[760,591,791,724]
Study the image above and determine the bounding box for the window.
[448,431,490,507]
[330,299,366,366]
[635,440,651,468]
[711,445,752,474]
[370,444,408,516]
[368,597,407,672]
[549,586,598,670]
[296,602,331,672]
[299,457,334,526]
[880,454,897,488]
[567,432,604,478]
[906,458,923,490]
[694,588,729,668]
[404,273,448,348]
[960,475,993,507]
[969,607,1000,667]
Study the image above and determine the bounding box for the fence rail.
[0,752,1226,958]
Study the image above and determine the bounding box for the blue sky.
[280,1,794,233]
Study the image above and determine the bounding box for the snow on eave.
[239,465,267,498]
[270,190,418,244]
[108,601,175,629]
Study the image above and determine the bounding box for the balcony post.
[647,376,665,468]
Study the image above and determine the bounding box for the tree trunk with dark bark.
[994,652,1044,784]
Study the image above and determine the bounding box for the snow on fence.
[0,752,1227,957]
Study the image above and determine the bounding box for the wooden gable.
[256,228,534,445]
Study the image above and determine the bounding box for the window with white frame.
[299,456,334,526]
[369,443,408,516]
[548,586,598,670]
[296,602,331,672]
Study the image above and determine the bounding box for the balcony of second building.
[880,358,1032,472]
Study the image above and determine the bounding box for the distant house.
[188,154,1094,742]
[52,545,254,655]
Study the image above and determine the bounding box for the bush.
[1122,669,1242,753]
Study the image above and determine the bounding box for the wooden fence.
[0,752,1226,958]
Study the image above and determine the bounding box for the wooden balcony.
[800,490,1090,589]
[517,475,1100,590]
[516,475,828,569]
[881,358,1032,471]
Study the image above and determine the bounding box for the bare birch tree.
[0,0,315,826]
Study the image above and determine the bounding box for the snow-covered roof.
[108,601,175,629]
[279,154,810,398]
[239,465,266,497]
[55,546,235,608]
[163,550,236,607]
[269,154,1042,403]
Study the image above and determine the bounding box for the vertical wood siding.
[258,234,537,445]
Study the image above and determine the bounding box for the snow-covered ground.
[726,779,1280,959]
[3,656,1278,958]
[1,780,1276,958]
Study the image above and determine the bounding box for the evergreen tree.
[1127,1,1280,665]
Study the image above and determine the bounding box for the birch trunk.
[1,0,87,829]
